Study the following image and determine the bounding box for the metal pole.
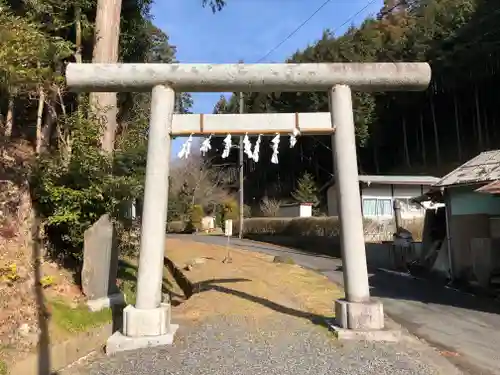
[135,85,175,309]
[238,92,244,239]
[329,85,370,303]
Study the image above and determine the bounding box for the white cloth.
[177,134,193,159]
[222,133,232,159]
[270,133,280,164]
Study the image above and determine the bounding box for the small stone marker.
[81,214,124,311]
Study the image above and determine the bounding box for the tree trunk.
[89,0,123,153]
[74,5,83,64]
[430,96,440,166]
[5,94,14,138]
[402,116,410,168]
[41,89,58,152]
[372,135,380,174]
[419,113,427,167]
[57,86,72,162]
[474,87,483,151]
[453,93,462,161]
[35,87,46,155]
[483,107,490,149]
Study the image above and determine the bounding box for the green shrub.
[186,204,204,232]
[30,107,146,264]
[233,217,343,237]
[166,220,185,233]
[243,204,252,218]
[220,199,238,232]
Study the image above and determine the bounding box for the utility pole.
[238,91,244,239]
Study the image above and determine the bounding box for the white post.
[330,85,370,302]
[329,84,384,330]
[135,85,174,309]
[107,85,179,354]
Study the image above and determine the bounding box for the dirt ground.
[0,143,84,368]
[165,237,344,324]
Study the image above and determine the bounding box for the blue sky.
[151,0,383,157]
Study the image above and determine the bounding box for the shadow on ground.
[32,215,59,375]
[163,255,330,328]
[197,279,331,328]
[333,264,500,316]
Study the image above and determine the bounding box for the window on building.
[377,198,393,216]
[362,198,377,216]
[362,198,393,217]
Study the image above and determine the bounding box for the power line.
[256,0,334,63]
[256,0,379,63]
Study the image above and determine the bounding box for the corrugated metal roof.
[435,150,500,187]
[475,180,500,194]
[358,175,440,185]
[320,174,440,192]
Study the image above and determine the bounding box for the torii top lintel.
[65,62,431,93]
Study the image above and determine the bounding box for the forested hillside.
[209,0,500,205]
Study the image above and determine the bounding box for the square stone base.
[330,299,400,342]
[87,292,126,312]
[335,298,384,330]
[123,303,173,337]
[106,324,179,355]
[106,303,179,355]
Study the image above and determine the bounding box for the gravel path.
[63,315,455,375]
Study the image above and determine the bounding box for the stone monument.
[81,214,125,311]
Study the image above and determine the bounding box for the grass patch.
[117,257,176,305]
[117,259,138,305]
[49,299,112,333]
[0,360,7,375]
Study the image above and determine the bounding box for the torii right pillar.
[329,84,387,336]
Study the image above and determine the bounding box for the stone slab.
[326,319,401,342]
[87,292,126,312]
[106,324,179,355]
[81,214,120,300]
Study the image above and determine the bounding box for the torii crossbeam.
[66,62,431,353]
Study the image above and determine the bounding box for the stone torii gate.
[66,62,431,354]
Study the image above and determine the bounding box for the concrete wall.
[245,233,419,270]
[327,182,431,220]
[449,186,500,215]
[448,213,490,279]
[447,186,500,280]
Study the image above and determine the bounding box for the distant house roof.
[321,174,440,192]
[435,150,500,188]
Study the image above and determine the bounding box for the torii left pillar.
[110,85,179,351]
[66,62,431,354]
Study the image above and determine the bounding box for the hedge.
[232,217,345,237]
[232,216,423,241]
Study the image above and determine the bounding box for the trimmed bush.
[233,216,424,241]
[186,204,204,232]
[233,217,344,237]
[167,220,185,233]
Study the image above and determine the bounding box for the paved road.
[177,234,500,375]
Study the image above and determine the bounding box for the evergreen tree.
[291,172,319,207]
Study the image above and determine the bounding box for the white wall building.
[277,202,313,218]
[324,175,440,221]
